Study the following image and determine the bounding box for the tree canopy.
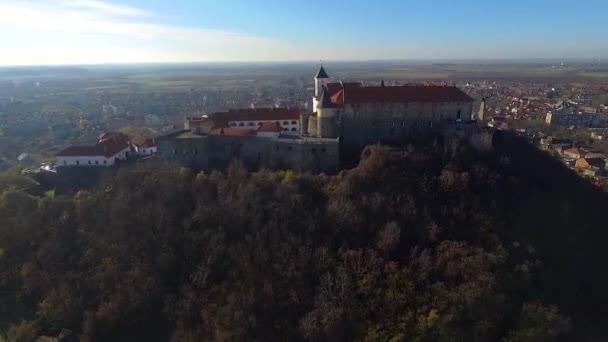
[1,133,607,341]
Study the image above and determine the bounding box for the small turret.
[315,65,329,79]
[314,65,331,99]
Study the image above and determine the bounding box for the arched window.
[95,161,99,165]
[88,160,91,165]
[283,121,289,125]
[291,127,297,131]
[457,109,462,119]
[76,160,79,165]
[238,122,244,127]
[291,121,297,125]
[248,122,254,126]
[230,123,237,127]
[283,128,289,132]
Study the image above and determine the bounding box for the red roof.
[211,108,299,126]
[257,121,283,133]
[326,82,362,98]
[342,85,474,104]
[56,138,129,158]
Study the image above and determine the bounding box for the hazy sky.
[1,0,607,65]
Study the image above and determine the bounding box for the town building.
[55,132,131,167]
[545,112,608,128]
[185,108,301,135]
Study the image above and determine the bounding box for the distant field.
[2,62,607,95]
[578,72,608,79]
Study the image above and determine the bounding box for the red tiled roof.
[257,121,283,133]
[56,138,129,158]
[211,108,299,126]
[342,85,474,104]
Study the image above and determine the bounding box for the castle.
[156,66,475,172]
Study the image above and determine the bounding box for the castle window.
[283,121,288,125]
[248,122,254,126]
[291,127,297,132]
[283,128,289,132]
[95,161,99,165]
[76,160,79,165]
[389,121,395,127]
[400,121,405,127]
[291,121,297,125]
[103,160,107,165]
[88,161,91,165]
[230,123,237,127]
[457,109,462,119]
[321,148,327,153]
[239,123,244,127]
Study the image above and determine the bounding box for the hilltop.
[1,133,608,341]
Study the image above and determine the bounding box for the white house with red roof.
[55,132,131,167]
[186,108,300,135]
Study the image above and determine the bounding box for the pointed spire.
[315,65,329,79]
[380,78,385,87]
[317,86,333,108]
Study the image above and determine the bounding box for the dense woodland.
[1,133,608,341]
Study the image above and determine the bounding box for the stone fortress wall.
[157,132,339,173]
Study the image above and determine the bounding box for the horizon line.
[0,57,606,68]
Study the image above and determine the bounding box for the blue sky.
[0,0,606,65]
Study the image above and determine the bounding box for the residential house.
[56,132,131,167]
[575,157,606,177]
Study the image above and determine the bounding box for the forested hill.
[2,133,608,341]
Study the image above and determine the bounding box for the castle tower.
[317,85,338,138]
[478,98,486,121]
[313,65,330,110]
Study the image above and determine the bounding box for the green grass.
[578,72,608,79]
